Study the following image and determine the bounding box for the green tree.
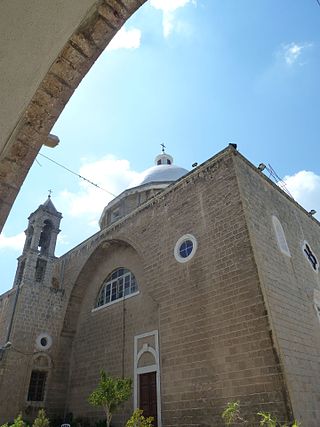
[125,409,154,427]
[32,410,49,427]
[88,370,132,427]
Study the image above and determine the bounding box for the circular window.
[174,234,197,263]
[40,337,48,347]
[36,333,52,351]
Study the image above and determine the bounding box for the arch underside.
[62,238,141,337]
[0,0,147,232]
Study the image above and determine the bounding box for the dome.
[131,164,188,187]
[130,151,188,188]
[99,150,189,229]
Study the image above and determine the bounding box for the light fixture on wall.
[308,209,317,216]
[258,163,266,171]
[0,341,12,360]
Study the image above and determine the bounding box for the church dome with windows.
[129,152,188,187]
[99,150,188,229]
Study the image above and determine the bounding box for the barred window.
[27,370,47,402]
[35,258,47,282]
[95,268,138,308]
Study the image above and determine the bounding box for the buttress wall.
[234,153,320,427]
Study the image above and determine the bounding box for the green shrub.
[125,409,154,427]
[221,401,300,427]
[11,415,27,427]
[221,401,246,425]
[32,410,49,427]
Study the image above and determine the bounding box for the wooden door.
[139,371,157,426]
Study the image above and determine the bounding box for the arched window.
[38,219,53,255]
[25,225,34,249]
[95,268,138,308]
[272,216,291,257]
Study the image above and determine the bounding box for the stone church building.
[1,145,320,426]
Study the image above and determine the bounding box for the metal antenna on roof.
[160,143,166,153]
[265,164,293,198]
[48,189,53,198]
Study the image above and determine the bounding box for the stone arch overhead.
[61,237,144,336]
[31,352,53,369]
[137,346,156,366]
[0,0,148,232]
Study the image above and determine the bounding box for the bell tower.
[13,195,62,287]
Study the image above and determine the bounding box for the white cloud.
[283,170,320,216]
[58,155,141,223]
[57,233,69,245]
[0,232,25,251]
[150,0,196,37]
[280,42,313,66]
[107,26,141,51]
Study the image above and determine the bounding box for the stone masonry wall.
[0,289,16,344]
[234,153,320,426]
[0,148,294,425]
[0,282,65,422]
[54,149,290,426]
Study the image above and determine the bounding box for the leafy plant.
[221,401,300,427]
[125,409,154,427]
[257,412,277,427]
[221,401,247,425]
[11,415,27,427]
[257,411,301,427]
[32,410,49,427]
[88,370,132,427]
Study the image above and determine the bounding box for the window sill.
[92,291,140,313]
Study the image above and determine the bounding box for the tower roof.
[28,196,62,219]
[41,196,59,214]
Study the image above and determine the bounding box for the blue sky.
[1,0,320,294]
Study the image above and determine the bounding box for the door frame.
[134,330,162,427]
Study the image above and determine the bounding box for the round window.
[40,337,48,347]
[174,234,197,263]
[36,333,52,351]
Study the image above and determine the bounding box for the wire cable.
[38,153,116,197]
[316,0,320,7]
